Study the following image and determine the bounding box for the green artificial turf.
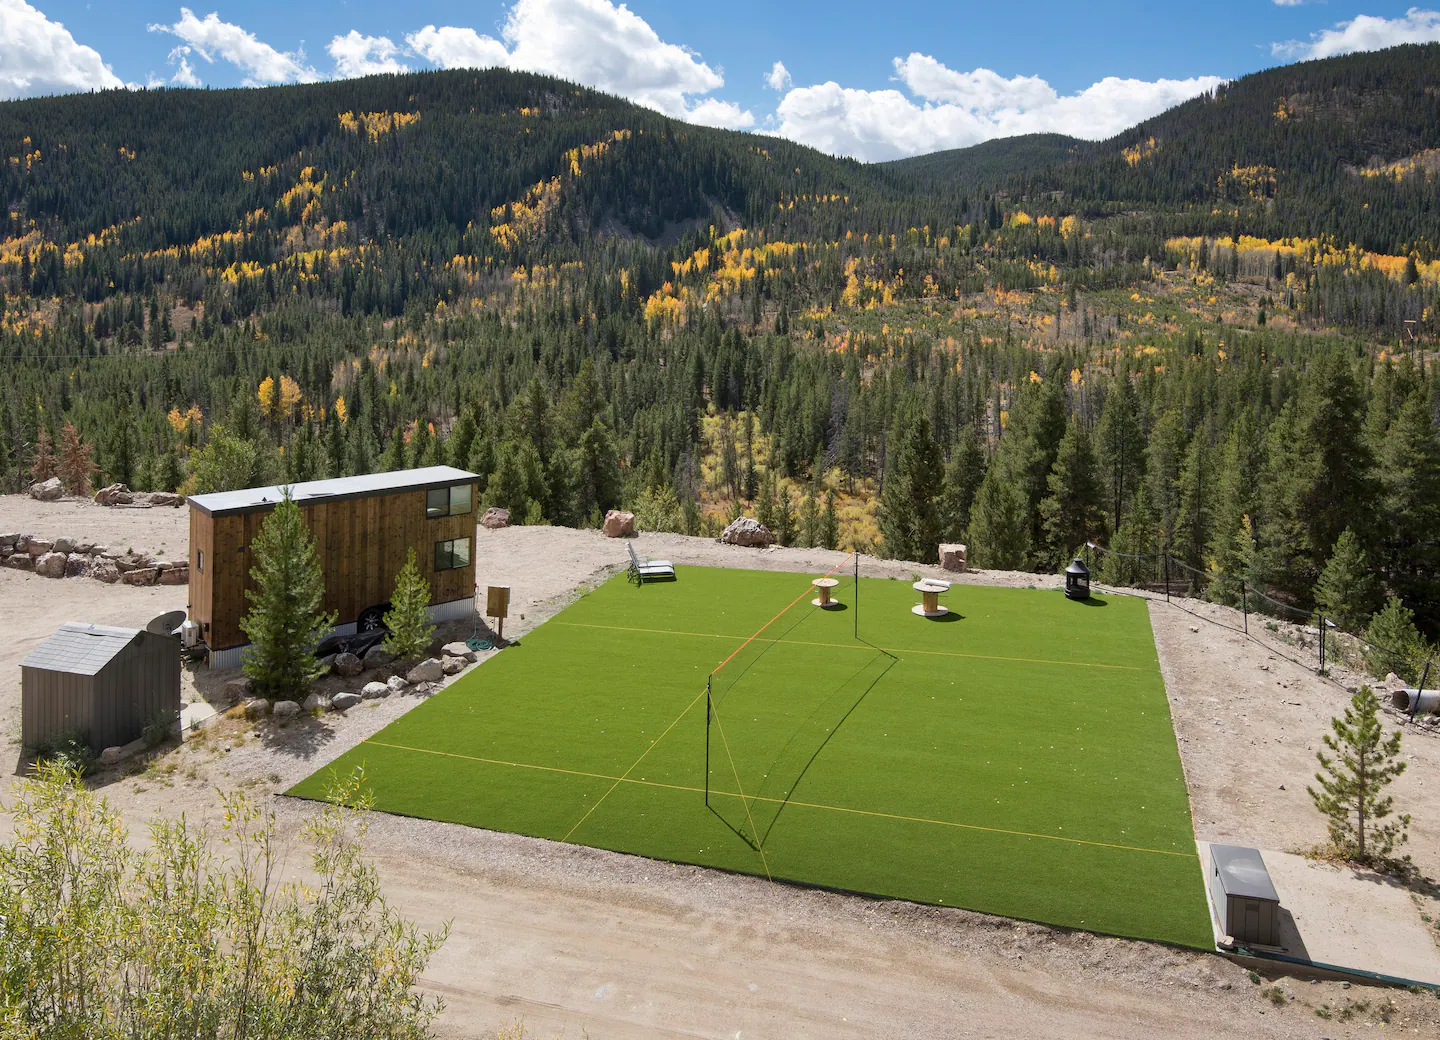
[289,565,1213,948]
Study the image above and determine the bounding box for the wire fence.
[1081,541,1436,718]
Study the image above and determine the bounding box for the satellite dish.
[147,610,188,637]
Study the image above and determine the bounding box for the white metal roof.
[187,466,478,517]
[1210,844,1280,902]
[21,623,142,676]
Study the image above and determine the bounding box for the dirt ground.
[1,495,1438,1038]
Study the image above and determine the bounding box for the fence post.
[704,678,711,805]
[1163,551,1170,603]
[1241,580,1248,635]
[1318,613,1325,673]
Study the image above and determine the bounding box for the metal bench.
[627,542,676,584]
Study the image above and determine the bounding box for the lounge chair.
[627,542,676,584]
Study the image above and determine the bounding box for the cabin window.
[434,537,472,571]
[426,483,473,519]
[196,549,204,573]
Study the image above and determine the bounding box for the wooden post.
[1241,580,1248,635]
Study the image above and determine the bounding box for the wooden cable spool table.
[911,579,950,618]
[811,577,841,608]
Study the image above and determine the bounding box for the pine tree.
[382,548,435,662]
[774,483,797,547]
[575,419,622,518]
[938,426,986,543]
[1364,596,1429,683]
[1103,484,1158,589]
[240,489,336,700]
[1172,428,1211,582]
[969,466,1030,570]
[821,488,840,550]
[1378,393,1440,621]
[877,410,944,563]
[29,424,56,485]
[1308,686,1410,867]
[56,422,97,496]
[1096,372,1145,532]
[1039,417,1106,567]
[1314,527,1380,632]
[798,483,821,548]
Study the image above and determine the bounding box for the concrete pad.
[1199,840,1440,985]
[179,700,217,738]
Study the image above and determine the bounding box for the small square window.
[427,483,474,518]
[449,483,472,516]
[434,537,472,571]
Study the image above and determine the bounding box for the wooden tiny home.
[187,466,478,668]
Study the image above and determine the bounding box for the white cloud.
[1273,7,1440,59]
[405,0,753,128]
[771,53,1223,162]
[148,7,320,86]
[328,30,409,78]
[405,24,509,70]
[765,60,791,91]
[0,0,124,100]
[166,44,202,87]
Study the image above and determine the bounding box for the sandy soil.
[1,497,1437,1038]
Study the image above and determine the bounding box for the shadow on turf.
[914,611,965,623]
[1072,596,1110,608]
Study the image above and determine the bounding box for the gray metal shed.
[21,623,181,752]
[1209,844,1282,947]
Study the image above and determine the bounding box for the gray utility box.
[1209,844,1281,947]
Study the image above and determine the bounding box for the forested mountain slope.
[4,45,1440,658]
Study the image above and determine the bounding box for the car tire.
[358,605,389,632]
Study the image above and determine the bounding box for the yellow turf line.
[551,621,1144,672]
[707,704,775,880]
[560,687,709,843]
[360,738,1195,860]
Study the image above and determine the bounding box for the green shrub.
[35,729,95,775]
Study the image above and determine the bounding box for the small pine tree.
[56,422,97,496]
[29,425,56,485]
[382,548,435,662]
[1308,686,1410,868]
[774,483,796,546]
[241,489,336,700]
[1313,527,1379,632]
[798,484,821,548]
[1364,596,1430,683]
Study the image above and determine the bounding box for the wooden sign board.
[486,585,511,619]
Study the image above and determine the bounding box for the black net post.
[1241,580,1248,635]
[1318,614,1325,673]
[704,677,712,806]
[854,551,859,640]
[1163,550,1171,603]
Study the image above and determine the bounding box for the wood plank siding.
[190,484,476,650]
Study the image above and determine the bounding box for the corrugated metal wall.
[21,633,181,752]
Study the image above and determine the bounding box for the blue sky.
[3,1,1439,160]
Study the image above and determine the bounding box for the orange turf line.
[710,552,855,675]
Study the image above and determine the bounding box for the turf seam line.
[558,687,710,844]
[552,621,1144,672]
[359,738,1196,860]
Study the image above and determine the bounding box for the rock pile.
[92,483,185,508]
[0,533,187,585]
[720,517,773,548]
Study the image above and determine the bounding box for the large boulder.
[386,675,410,693]
[720,517,773,548]
[271,700,302,719]
[406,658,444,684]
[29,477,63,501]
[93,483,134,506]
[939,543,968,573]
[302,692,331,712]
[122,567,159,586]
[603,510,636,538]
[481,506,511,530]
[332,652,364,678]
[441,641,477,663]
[0,533,17,548]
[26,538,54,556]
[88,559,121,584]
[331,691,362,711]
[361,681,391,700]
[52,536,77,554]
[147,491,185,507]
[34,551,68,578]
[64,554,90,578]
[2,554,34,572]
[242,698,271,719]
[442,656,466,675]
[158,565,189,585]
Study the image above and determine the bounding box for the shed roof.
[1210,844,1280,902]
[21,623,141,676]
[187,466,478,517]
